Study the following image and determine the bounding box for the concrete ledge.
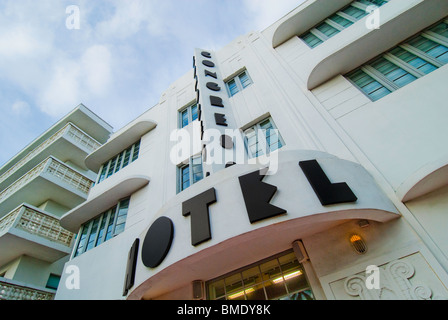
[60,175,150,232]
[85,120,157,172]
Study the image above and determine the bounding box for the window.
[346,18,448,101]
[46,274,61,290]
[178,155,204,192]
[300,0,390,48]
[225,70,253,97]
[180,104,199,128]
[97,140,141,184]
[74,198,130,257]
[207,250,314,300]
[243,117,284,158]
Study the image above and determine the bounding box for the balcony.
[0,278,55,300]
[0,122,101,191]
[0,157,94,217]
[0,204,74,266]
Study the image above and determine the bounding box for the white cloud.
[95,0,165,39]
[243,0,304,30]
[0,26,44,58]
[39,45,113,117]
[11,100,31,116]
[0,0,304,122]
[39,59,81,117]
[81,45,112,95]
[0,0,306,165]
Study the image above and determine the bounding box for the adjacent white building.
[56,0,448,300]
[0,104,112,300]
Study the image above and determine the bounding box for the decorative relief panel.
[330,253,448,300]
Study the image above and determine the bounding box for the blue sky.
[0,0,301,166]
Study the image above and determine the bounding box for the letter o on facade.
[141,217,174,268]
[202,60,215,68]
[201,51,212,58]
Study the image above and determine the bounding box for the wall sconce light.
[358,219,370,228]
[350,234,367,254]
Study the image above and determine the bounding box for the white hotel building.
[55,0,448,300]
[0,105,112,300]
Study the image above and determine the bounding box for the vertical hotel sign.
[193,49,239,176]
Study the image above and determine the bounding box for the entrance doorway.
[206,250,314,300]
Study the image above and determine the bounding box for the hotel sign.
[123,156,363,295]
[149,159,356,251]
[192,49,238,175]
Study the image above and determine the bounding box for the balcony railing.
[0,206,19,234]
[0,204,74,247]
[0,157,93,204]
[65,123,102,152]
[0,122,101,186]
[0,278,55,300]
[46,158,92,194]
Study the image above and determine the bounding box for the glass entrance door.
[207,250,314,300]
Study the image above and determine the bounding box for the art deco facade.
[0,105,112,300]
[56,0,448,300]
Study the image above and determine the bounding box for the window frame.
[225,70,253,97]
[96,140,141,184]
[243,117,285,159]
[300,0,390,49]
[177,154,204,193]
[179,103,199,129]
[346,18,448,101]
[46,274,61,290]
[206,249,314,301]
[72,197,131,258]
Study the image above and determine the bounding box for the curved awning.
[125,150,400,299]
[306,0,448,89]
[266,0,448,90]
[269,0,352,48]
[85,120,157,172]
[397,156,448,202]
[128,205,398,300]
[60,175,150,232]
